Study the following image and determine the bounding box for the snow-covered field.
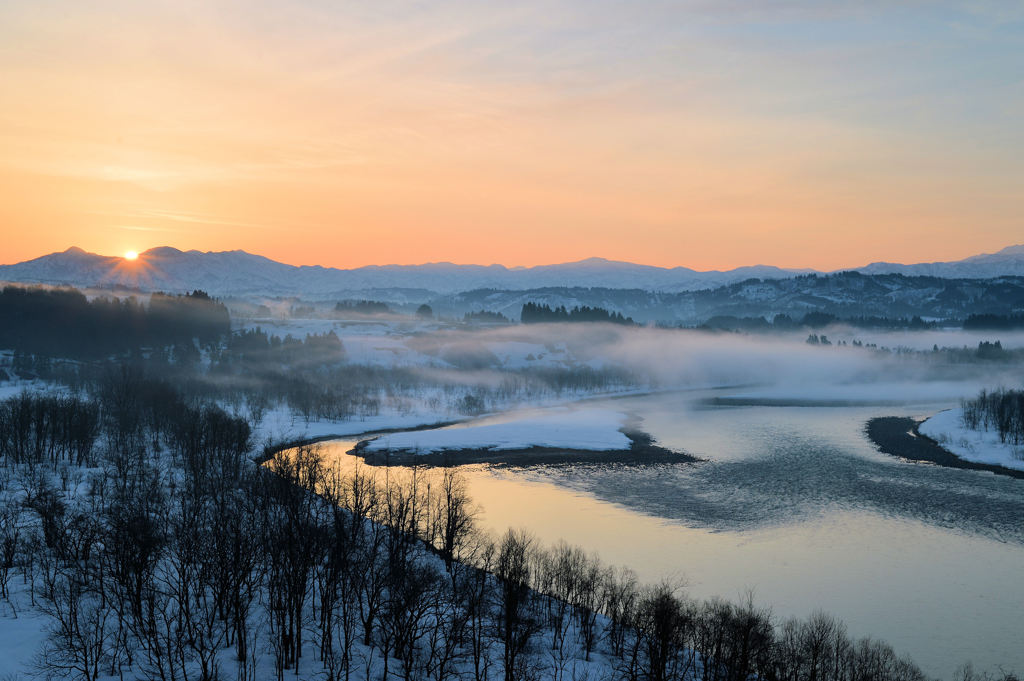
[919,408,1024,471]
[363,407,632,454]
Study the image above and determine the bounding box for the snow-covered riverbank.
[361,407,632,455]
[919,408,1024,472]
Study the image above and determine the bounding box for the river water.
[308,389,1024,678]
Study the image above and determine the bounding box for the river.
[302,389,1024,678]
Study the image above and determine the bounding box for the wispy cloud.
[116,225,181,233]
[0,0,1021,268]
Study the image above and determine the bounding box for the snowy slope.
[859,245,1024,278]
[919,408,1024,471]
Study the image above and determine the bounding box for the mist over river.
[310,388,1024,678]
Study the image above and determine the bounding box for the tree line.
[464,310,511,324]
[335,300,393,315]
[698,313,934,333]
[0,286,229,359]
[963,314,1024,331]
[521,303,635,325]
[220,327,346,370]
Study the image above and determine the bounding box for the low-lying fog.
[234,315,1024,411]
[330,320,1023,398]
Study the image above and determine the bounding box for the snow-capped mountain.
[858,245,1024,278]
[0,247,808,297]
[1,244,1022,299]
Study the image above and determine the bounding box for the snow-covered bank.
[253,404,459,446]
[362,407,632,455]
[919,408,1024,472]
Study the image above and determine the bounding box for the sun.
[124,250,139,260]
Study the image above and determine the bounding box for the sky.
[1,0,1022,270]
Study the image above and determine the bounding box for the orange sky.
[1,1,1022,270]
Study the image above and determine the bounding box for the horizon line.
[5,242,1020,274]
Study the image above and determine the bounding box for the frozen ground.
[0,585,51,680]
[253,403,459,446]
[919,408,1024,471]
[363,407,632,454]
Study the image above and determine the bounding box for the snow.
[363,407,632,454]
[0,385,640,681]
[919,408,1024,471]
[0,584,51,679]
[0,379,61,401]
[253,404,457,445]
[0,247,816,297]
[8,244,1024,298]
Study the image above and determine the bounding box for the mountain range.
[431,273,1024,325]
[3,245,1024,300]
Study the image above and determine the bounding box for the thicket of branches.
[961,388,1024,445]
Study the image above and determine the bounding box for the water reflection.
[304,391,1024,678]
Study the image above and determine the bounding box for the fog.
[815,326,1024,352]
[194,316,1024,432]
[398,323,1022,404]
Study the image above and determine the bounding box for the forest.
[0,287,229,359]
[520,303,635,325]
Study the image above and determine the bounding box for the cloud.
[0,0,1020,268]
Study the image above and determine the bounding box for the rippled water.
[311,390,1024,678]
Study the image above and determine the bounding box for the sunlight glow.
[0,2,1020,268]
[124,250,138,260]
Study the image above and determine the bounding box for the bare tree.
[0,497,23,601]
[35,553,111,681]
[495,528,542,681]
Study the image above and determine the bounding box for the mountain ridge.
[2,244,1023,299]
